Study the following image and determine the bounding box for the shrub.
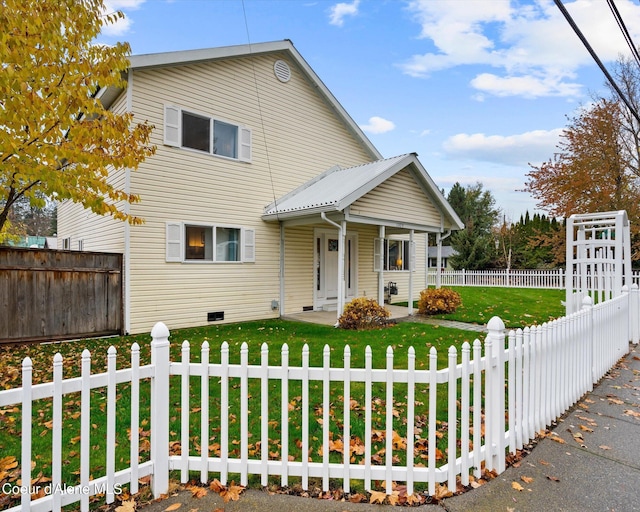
[418,288,462,315]
[338,297,391,330]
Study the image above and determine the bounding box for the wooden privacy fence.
[0,248,123,343]
[0,286,638,511]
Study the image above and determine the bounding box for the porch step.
[322,304,337,312]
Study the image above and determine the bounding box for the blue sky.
[97,0,640,220]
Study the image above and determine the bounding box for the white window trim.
[164,104,251,163]
[375,237,415,272]
[166,221,255,263]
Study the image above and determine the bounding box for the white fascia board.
[128,40,293,70]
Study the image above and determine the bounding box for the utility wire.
[606,0,640,69]
[554,0,640,124]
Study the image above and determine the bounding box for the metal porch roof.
[262,153,464,231]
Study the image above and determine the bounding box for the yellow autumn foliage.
[0,0,155,233]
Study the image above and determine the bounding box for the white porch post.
[337,220,347,324]
[408,229,414,315]
[378,225,385,305]
[436,233,442,289]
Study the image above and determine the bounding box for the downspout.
[436,229,452,290]
[321,212,345,326]
[124,69,133,334]
[279,222,285,316]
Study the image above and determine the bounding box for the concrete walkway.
[284,306,488,333]
[138,344,640,512]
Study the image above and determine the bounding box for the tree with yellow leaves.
[0,0,155,237]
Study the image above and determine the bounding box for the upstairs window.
[164,105,251,162]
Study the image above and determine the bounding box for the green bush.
[338,297,391,330]
[418,288,462,315]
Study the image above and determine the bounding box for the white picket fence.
[1,286,638,511]
[428,268,640,289]
[427,268,566,288]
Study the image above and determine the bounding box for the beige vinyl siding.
[350,169,443,228]
[125,52,374,333]
[282,225,315,314]
[56,93,129,253]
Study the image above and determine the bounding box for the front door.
[315,230,357,310]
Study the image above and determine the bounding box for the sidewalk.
[139,344,640,512]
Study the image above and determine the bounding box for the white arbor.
[565,211,632,314]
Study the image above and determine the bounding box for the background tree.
[447,182,500,270]
[525,97,640,259]
[0,0,155,236]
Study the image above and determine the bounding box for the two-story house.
[57,40,463,334]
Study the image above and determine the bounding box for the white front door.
[315,230,357,310]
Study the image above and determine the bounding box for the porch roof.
[262,153,463,231]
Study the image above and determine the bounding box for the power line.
[606,0,640,69]
[554,0,640,124]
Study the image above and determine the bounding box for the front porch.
[283,304,411,326]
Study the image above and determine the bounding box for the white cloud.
[329,0,360,26]
[361,116,395,134]
[400,0,640,99]
[101,0,146,37]
[442,128,563,166]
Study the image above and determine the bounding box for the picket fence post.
[484,316,506,474]
[150,322,171,498]
[630,283,639,344]
[581,296,594,389]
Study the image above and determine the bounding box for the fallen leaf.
[189,486,207,499]
[511,481,524,491]
[579,425,594,432]
[599,445,612,450]
[434,484,453,500]
[115,500,136,512]
[349,493,367,503]
[547,475,560,482]
[521,476,534,484]
[369,490,387,504]
[220,483,245,503]
[164,504,181,511]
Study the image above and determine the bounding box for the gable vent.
[274,60,291,83]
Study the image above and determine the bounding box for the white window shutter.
[373,238,383,272]
[166,222,183,262]
[239,126,252,162]
[242,228,256,262]
[164,105,181,147]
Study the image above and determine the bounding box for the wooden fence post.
[484,316,506,474]
[150,322,170,498]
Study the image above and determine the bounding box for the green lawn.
[400,286,565,329]
[0,286,564,505]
